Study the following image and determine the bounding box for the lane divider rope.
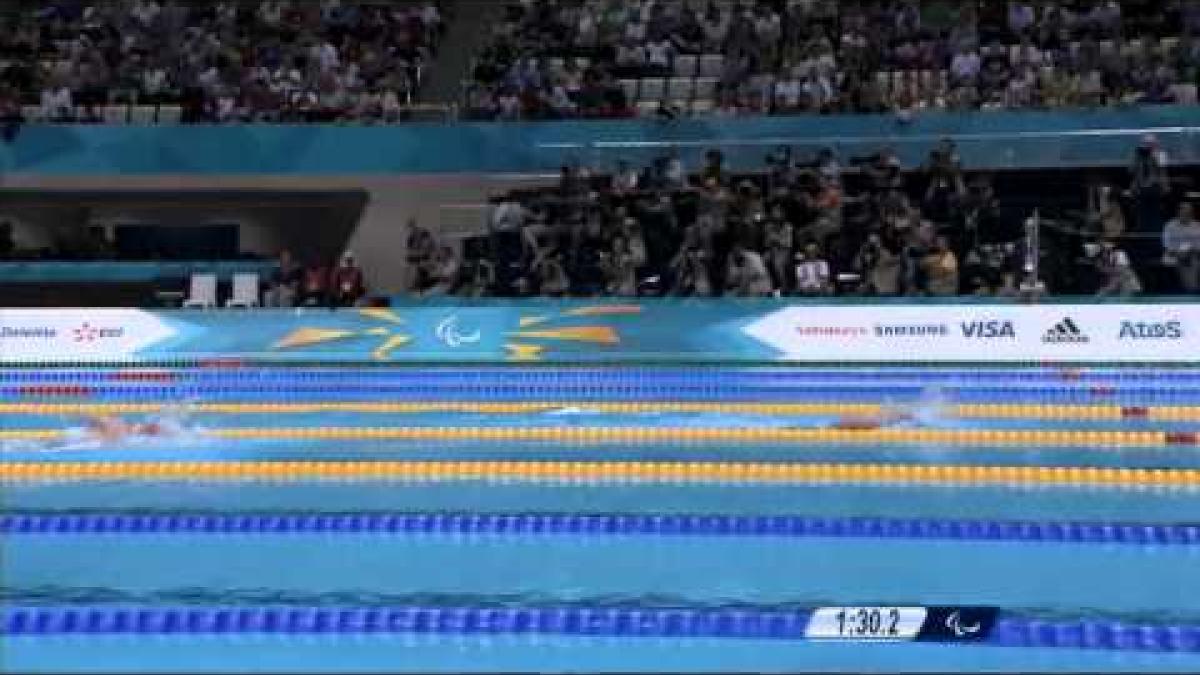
[8,385,1200,399]
[3,512,1197,545]
[1,426,1194,447]
[2,605,1198,652]
[2,402,1198,420]
[2,461,1198,489]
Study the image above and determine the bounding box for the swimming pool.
[3,365,1200,672]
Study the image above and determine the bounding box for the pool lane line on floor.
[4,512,1198,546]
[2,604,1197,653]
[3,402,1199,421]
[2,426,1195,447]
[2,461,1199,489]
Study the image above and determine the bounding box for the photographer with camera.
[854,232,901,296]
[1163,201,1200,293]
[1091,238,1142,297]
[859,147,904,195]
[725,243,774,297]
[1128,134,1170,259]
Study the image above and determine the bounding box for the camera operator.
[1091,238,1143,297]
[1163,201,1200,292]
[765,145,796,192]
[858,147,904,195]
[963,174,1002,247]
[925,138,962,182]
[1128,134,1170,258]
[725,244,774,296]
[854,232,900,296]
[763,206,795,293]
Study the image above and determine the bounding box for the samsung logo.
[961,320,1016,338]
[873,324,948,337]
[1119,320,1183,340]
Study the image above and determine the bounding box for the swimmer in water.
[830,408,916,430]
[84,415,167,442]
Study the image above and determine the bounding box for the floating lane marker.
[1,461,1198,489]
[3,512,1197,545]
[2,604,1200,653]
[3,402,1200,420]
[2,426,1191,447]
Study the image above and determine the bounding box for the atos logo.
[1119,320,1183,340]
[961,320,1016,338]
[71,323,124,343]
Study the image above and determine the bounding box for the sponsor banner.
[0,310,175,361]
[0,302,1196,363]
[743,303,1198,362]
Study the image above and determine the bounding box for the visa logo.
[961,320,1016,338]
[1119,321,1182,339]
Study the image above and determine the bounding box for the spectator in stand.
[923,235,960,296]
[1086,184,1126,240]
[421,245,460,297]
[534,250,570,296]
[404,219,436,293]
[299,258,331,307]
[264,249,302,308]
[330,251,366,307]
[39,77,74,122]
[1095,238,1142,296]
[793,242,832,296]
[1162,201,1200,292]
[4,0,441,125]
[725,244,773,297]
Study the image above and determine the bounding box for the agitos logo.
[71,323,124,343]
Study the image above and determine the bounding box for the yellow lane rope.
[1,402,1199,420]
[0,461,1196,489]
[0,426,1191,447]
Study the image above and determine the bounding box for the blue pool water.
[3,366,1200,672]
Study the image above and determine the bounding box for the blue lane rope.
[3,605,1199,652]
[5,385,1200,403]
[990,618,1200,652]
[4,513,1197,546]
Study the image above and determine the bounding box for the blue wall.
[3,107,1199,176]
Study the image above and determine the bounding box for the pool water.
[3,366,1200,672]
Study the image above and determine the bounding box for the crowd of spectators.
[399,136,1195,299]
[264,248,368,307]
[465,0,1200,120]
[0,0,443,124]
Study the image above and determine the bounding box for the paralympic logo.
[946,610,981,637]
[435,315,481,348]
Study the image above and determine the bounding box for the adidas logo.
[1042,317,1090,344]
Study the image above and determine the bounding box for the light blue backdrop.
[2,107,1198,175]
